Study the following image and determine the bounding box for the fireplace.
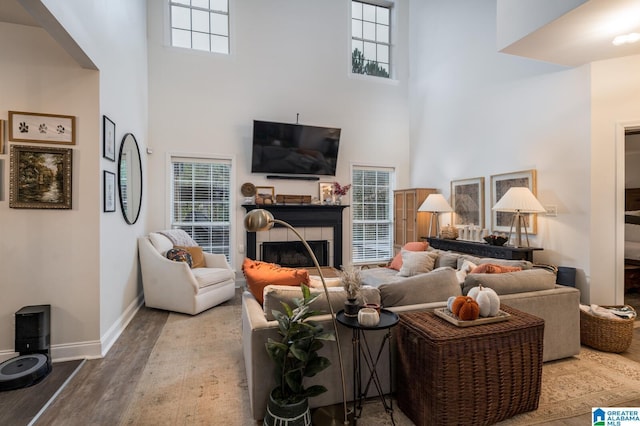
[243,204,348,267]
[262,241,329,268]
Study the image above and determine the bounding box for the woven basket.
[580,305,635,353]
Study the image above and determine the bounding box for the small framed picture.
[451,177,485,228]
[104,170,116,212]
[0,119,4,154]
[10,145,73,209]
[103,115,116,161]
[490,169,537,234]
[319,182,333,204]
[255,186,275,205]
[9,111,76,145]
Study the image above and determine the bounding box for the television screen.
[251,120,341,176]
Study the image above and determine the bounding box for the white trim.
[616,120,640,305]
[100,292,145,357]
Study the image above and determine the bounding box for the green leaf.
[304,356,331,377]
[303,385,328,398]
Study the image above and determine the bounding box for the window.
[351,1,391,78]
[170,0,229,54]
[170,157,232,262]
[351,166,395,263]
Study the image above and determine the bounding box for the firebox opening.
[261,240,329,268]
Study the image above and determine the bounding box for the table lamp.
[244,209,349,425]
[492,187,545,247]
[418,194,453,238]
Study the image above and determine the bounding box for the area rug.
[119,301,640,425]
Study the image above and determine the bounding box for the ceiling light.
[612,32,640,46]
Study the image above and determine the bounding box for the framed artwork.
[255,186,275,205]
[103,115,116,161]
[0,119,4,154]
[319,182,333,203]
[104,170,116,212]
[10,145,73,209]
[9,111,76,145]
[451,177,485,228]
[490,169,537,234]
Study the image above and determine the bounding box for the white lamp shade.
[492,187,545,213]
[418,193,452,213]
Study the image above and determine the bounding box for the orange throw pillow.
[470,263,522,274]
[242,258,310,304]
[388,241,429,271]
[175,245,205,268]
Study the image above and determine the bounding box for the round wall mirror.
[118,133,142,225]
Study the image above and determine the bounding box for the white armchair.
[138,232,236,315]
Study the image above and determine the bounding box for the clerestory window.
[351,1,391,78]
[169,0,229,54]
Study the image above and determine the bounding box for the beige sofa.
[241,251,580,420]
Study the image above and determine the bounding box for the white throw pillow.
[397,250,438,277]
[456,259,477,284]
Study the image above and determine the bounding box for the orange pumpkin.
[453,296,480,321]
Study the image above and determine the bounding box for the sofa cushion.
[360,267,403,288]
[165,248,193,267]
[462,269,556,295]
[432,250,460,269]
[397,250,438,277]
[176,245,205,268]
[263,285,381,321]
[242,258,310,304]
[457,255,532,270]
[470,263,522,274]
[389,241,428,270]
[192,267,236,289]
[379,267,461,307]
[149,232,173,254]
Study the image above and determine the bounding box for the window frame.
[167,153,235,265]
[350,164,396,265]
[350,0,394,79]
[167,0,231,55]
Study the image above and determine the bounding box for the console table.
[426,237,542,262]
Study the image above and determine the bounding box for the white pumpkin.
[468,285,500,317]
[447,295,457,312]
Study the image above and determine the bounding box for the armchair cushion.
[176,245,205,268]
[166,248,193,267]
[192,267,236,289]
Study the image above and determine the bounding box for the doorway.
[624,129,640,314]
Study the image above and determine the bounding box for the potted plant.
[264,284,335,426]
[340,263,362,317]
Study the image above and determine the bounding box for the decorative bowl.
[484,235,508,246]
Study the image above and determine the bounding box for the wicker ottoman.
[395,305,544,426]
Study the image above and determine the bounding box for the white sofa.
[138,232,236,315]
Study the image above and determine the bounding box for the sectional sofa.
[241,248,580,420]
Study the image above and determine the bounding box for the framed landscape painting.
[10,145,73,209]
[451,177,485,228]
[490,169,537,234]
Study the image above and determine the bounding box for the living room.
[1,0,640,392]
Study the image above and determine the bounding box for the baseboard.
[0,293,145,363]
[100,293,145,357]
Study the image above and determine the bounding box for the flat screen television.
[251,120,341,176]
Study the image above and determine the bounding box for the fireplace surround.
[242,204,348,267]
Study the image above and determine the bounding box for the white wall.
[0,0,147,361]
[408,0,592,296]
[0,22,101,360]
[590,55,640,304]
[146,0,412,270]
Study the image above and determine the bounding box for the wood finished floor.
[2,288,640,426]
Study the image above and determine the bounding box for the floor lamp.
[244,209,349,425]
[492,187,546,248]
[418,193,453,238]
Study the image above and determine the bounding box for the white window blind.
[351,166,394,263]
[170,157,231,262]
